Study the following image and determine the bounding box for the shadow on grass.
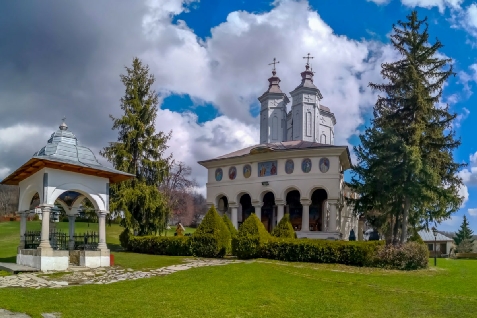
[108,243,123,252]
[0,256,16,263]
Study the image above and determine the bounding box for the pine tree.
[101,57,172,236]
[454,215,474,253]
[348,11,464,244]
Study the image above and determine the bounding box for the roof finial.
[268,57,280,76]
[59,116,68,131]
[303,53,314,70]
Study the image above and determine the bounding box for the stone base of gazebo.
[16,248,110,272]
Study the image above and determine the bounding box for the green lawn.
[1,221,476,317]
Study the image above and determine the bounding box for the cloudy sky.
[1,0,477,231]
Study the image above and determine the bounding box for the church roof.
[1,121,135,185]
[198,140,351,169]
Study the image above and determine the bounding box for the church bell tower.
[288,54,323,143]
[258,58,289,144]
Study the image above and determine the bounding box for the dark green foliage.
[262,238,383,266]
[348,11,464,244]
[408,230,424,244]
[454,215,474,253]
[371,242,429,270]
[32,214,39,221]
[271,214,296,239]
[101,57,172,236]
[190,205,231,258]
[119,228,131,249]
[126,235,191,256]
[233,213,270,259]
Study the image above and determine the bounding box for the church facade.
[198,58,361,240]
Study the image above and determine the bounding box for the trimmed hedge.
[233,213,270,259]
[190,205,231,258]
[261,238,383,266]
[371,242,428,270]
[127,235,192,256]
[271,213,296,239]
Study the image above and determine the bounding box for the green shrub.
[190,205,231,258]
[371,242,429,270]
[32,214,40,221]
[271,213,296,239]
[261,238,382,266]
[119,228,131,249]
[233,213,270,259]
[128,235,191,256]
[222,214,237,255]
[408,230,424,244]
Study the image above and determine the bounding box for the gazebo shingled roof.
[1,121,134,185]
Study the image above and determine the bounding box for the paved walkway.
[0,263,38,274]
[0,258,243,289]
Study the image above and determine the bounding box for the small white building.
[1,120,134,271]
[419,230,453,257]
[198,60,361,240]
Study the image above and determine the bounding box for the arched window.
[272,116,278,140]
[320,134,327,144]
[306,112,312,136]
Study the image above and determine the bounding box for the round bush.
[190,205,231,258]
[233,213,270,259]
[271,213,296,239]
[371,242,429,270]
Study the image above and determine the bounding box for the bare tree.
[0,185,18,216]
[158,161,197,225]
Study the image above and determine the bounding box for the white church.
[198,56,362,240]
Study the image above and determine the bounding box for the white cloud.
[468,208,477,216]
[458,151,477,186]
[0,168,10,180]
[441,214,462,228]
[458,183,469,207]
[455,107,470,128]
[367,0,391,4]
[401,0,463,13]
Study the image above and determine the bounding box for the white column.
[328,200,338,232]
[253,203,262,220]
[39,205,52,249]
[230,206,238,229]
[301,205,310,232]
[68,215,76,250]
[19,211,28,249]
[276,200,285,224]
[97,211,108,250]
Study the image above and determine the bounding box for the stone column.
[253,203,263,220]
[230,205,238,229]
[39,205,53,249]
[19,211,29,249]
[300,199,311,232]
[328,200,338,232]
[276,201,285,224]
[68,215,76,250]
[97,211,108,250]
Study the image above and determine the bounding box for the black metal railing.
[73,231,99,251]
[23,230,99,251]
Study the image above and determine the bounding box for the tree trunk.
[401,196,410,243]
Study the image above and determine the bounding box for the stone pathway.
[0,258,242,289]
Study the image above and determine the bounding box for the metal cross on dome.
[303,53,314,66]
[268,58,280,71]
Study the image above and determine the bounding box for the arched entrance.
[261,192,275,233]
[286,190,302,231]
[310,189,327,231]
[217,195,229,216]
[239,194,253,227]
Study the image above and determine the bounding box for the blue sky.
[1,0,476,232]
[158,0,477,231]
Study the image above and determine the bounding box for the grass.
[1,221,476,317]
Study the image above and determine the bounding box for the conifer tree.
[348,11,464,244]
[454,215,474,253]
[101,57,172,236]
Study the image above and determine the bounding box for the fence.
[24,230,98,251]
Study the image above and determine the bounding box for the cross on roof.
[62,116,66,122]
[268,58,280,71]
[303,53,314,66]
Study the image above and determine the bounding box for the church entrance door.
[262,192,275,233]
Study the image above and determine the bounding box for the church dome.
[33,120,101,166]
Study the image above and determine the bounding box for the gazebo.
[1,120,134,271]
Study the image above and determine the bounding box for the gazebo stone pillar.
[39,204,53,249]
[97,210,108,251]
[18,210,29,250]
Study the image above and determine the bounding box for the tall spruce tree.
[348,11,464,244]
[454,215,474,253]
[101,57,172,236]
